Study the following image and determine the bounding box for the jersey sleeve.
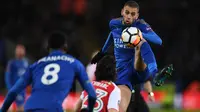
[101,18,122,53]
[1,65,32,111]
[138,19,162,45]
[75,60,97,111]
[75,60,92,91]
[109,18,122,30]
[107,85,121,111]
[5,60,13,89]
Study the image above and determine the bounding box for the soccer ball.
[121,27,142,47]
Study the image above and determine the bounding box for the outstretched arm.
[1,68,32,111]
[76,61,96,112]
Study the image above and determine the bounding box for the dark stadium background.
[0,0,200,111]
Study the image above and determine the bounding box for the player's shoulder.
[111,82,120,91]
[109,17,123,30]
[64,54,85,69]
[6,59,14,71]
[65,54,81,64]
[7,59,18,66]
[135,18,150,26]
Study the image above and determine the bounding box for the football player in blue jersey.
[91,1,173,111]
[5,44,29,111]
[0,32,96,112]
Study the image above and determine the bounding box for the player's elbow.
[152,32,162,45]
[151,32,162,45]
[157,36,162,45]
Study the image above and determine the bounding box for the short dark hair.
[95,55,116,82]
[48,31,67,50]
[124,1,139,11]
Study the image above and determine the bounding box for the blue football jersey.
[22,50,90,110]
[5,58,29,89]
[102,18,161,70]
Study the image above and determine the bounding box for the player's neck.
[15,56,24,60]
[49,49,65,53]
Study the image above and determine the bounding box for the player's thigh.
[118,85,132,112]
[116,63,134,90]
[140,42,157,64]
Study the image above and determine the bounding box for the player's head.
[95,55,116,82]
[15,44,26,59]
[47,31,68,52]
[121,1,139,25]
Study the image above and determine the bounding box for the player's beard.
[122,18,135,26]
[122,19,131,26]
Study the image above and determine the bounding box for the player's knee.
[137,67,150,82]
[134,60,147,71]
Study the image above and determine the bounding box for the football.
[121,27,142,47]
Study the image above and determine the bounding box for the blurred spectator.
[4,44,29,111]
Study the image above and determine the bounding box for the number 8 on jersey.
[41,63,60,85]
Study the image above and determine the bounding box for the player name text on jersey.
[38,55,75,64]
[92,81,108,89]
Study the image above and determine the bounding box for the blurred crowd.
[0,0,200,97]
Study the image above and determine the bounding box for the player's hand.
[90,51,105,64]
[148,92,155,102]
[134,37,147,50]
